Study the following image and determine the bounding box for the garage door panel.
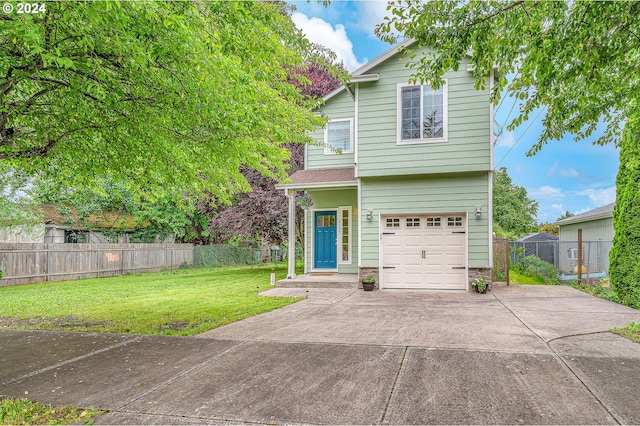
[382,215,467,290]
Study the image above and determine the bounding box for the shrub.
[568,279,622,304]
[610,120,640,309]
[0,268,3,280]
[514,255,559,285]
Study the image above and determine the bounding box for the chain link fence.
[509,240,612,283]
[193,245,261,268]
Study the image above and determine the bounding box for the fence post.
[97,244,101,278]
[170,248,174,273]
[505,239,510,286]
[577,229,583,284]
[132,246,136,275]
[47,243,51,282]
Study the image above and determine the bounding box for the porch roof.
[276,167,357,190]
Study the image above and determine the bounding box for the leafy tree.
[538,223,559,237]
[206,52,345,256]
[492,167,538,238]
[377,0,639,305]
[557,211,574,221]
[610,120,640,309]
[30,176,190,242]
[1,1,325,211]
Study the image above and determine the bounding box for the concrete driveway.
[1,285,639,424]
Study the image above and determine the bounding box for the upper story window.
[324,118,353,154]
[397,82,447,144]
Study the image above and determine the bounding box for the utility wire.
[495,107,546,168]
[498,96,519,131]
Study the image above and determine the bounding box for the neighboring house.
[277,41,494,290]
[512,233,558,266]
[0,225,45,243]
[555,203,614,276]
[0,204,174,244]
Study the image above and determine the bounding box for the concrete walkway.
[1,285,639,424]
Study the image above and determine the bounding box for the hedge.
[610,120,640,309]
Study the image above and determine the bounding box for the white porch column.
[286,188,297,279]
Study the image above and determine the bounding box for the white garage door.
[381,215,466,290]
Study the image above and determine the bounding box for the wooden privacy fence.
[0,243,194,286]
[493,238,510,284]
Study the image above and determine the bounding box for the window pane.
[327,121,351,151]
[423,86,444,139]
[401,87,421,139]
[427,217,441,227]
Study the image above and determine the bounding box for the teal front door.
[314,211,337,269]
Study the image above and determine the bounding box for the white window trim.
[396,81,448,145]
[324,118,354,155]
[338,206,352,265]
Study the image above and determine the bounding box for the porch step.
[276,273,359,289]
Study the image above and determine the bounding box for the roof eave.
[275,181,358,191]
[556,213,613,226]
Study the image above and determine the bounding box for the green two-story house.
[277,41,494,291]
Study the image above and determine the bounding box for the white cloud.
[551,203,565,213]
[559,167,580,178]
[498,131,516,148]
[353,1,391,36]
[529,185,566,200]
[291,12,365,71]
[546,161,558,177]
[576,186,616,206]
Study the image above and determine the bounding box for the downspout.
[355,84,362,271]
[489,69,495,269]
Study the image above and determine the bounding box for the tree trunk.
[261,235,271,263]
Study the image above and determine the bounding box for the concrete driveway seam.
[246,337,553,355]
[491,291,624,425]
[552,351,625,425]
[380,346,408,424]
[0,335,141,387]
[112,338,255,412]
[303,288,358,305]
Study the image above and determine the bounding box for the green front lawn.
[508,270,546,285]
[0,264,301,336]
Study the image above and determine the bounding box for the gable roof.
[555,203,615,226]
[323,39,416,102]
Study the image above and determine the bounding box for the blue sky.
[289,0,619,224]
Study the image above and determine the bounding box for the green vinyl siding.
[559,218,614,242]
[305,188,358,274]
[359,173,490,267]
[557,219,613,275]
[307,89,355,170]
[356,55,491,177]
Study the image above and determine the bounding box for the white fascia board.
[350,74,379,83]
[323,86,347,102]
[556,213,612,226]
[275,181,358,191]
[352,39,417,76]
